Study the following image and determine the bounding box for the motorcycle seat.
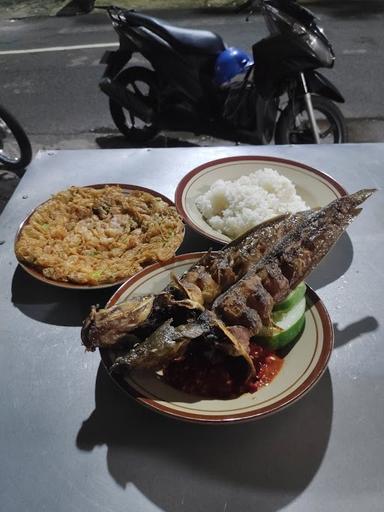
[122,11,225,55]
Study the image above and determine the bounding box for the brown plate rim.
[174,155,348,244]
[100,252,334,424]
[14,183,184,290]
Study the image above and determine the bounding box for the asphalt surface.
[0,2,383,211]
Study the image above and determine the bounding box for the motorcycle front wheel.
[0,104,32,171]
[109,67,160,143]
[275,95,347,144]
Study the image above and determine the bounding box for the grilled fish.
[172,210,311,306]
[213,188,375,334]
[111,189,375,377]
[110,310,256,383]
[82,210,310,351]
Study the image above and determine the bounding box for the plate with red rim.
[100,252,334,424]
[14,183,184,290]
[175,156,348,244]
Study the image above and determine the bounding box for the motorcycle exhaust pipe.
[99,77,153,124]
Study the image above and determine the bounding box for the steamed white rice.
[195,168,308,239]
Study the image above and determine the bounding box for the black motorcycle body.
[99,0,347,145]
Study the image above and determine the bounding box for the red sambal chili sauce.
[163,345,242,399]
[246,342,284,393]
[163,340,284,399]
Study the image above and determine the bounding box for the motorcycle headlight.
[303,31,335,67]
[263,4,334,67]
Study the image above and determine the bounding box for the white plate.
[15,183,184,289]
[100,253,334,424]
[175,156,347,243]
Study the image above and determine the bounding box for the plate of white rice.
[175,156,347,243]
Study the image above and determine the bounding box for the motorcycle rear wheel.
[109,67,160,143]
[275,95,347,144]
[0,104,32,171]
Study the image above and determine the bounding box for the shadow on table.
[11,265,116,326]
[306,233,354,291]
[77,364,333,512]
[333,317,379,349]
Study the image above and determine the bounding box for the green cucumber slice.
[259,297,306,350]
[273,282,306,312]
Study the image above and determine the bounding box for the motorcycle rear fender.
[305,71,345,103]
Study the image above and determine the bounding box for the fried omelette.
[15,186,184,285]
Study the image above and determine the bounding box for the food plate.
[14,184,184,290]
[175,156,347,243]
[100,253,334,424]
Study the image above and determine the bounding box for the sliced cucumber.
[273,282,306,313]
[258,297,306,350]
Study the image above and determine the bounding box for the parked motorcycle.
[98,0,347,145]
[0,103,32,171]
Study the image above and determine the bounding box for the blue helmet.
[214,47,253,85]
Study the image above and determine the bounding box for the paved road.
[0,3,383,151]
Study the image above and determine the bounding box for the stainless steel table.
[0,144,383,512]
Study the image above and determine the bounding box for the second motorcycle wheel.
[0,104,32,171]
[109,67,160,143]
[275,95,348,144]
